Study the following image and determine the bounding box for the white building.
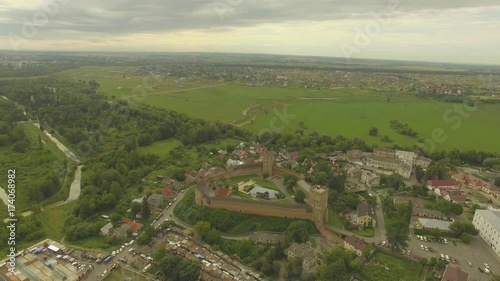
[395,149,417,166]
[473,209,500,257]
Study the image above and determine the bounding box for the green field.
[137,139,181,157]
[361,252,423,281]
[56,66,500,152]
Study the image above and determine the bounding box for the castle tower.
[309,185,329,226]
[262,152,275,176]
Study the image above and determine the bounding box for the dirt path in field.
[122,83,227,99]
[0,186,8,206]
[233,105,262,126]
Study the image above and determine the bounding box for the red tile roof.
[121,218,142,233]
[162,187,174,196]
[427,180,456,187]
[441,265,469,281]
[344,235,367,252]
[215,188,232,198]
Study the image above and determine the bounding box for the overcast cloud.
[0,0,499,64]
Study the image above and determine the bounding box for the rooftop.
[286,243,317,260]
[344,235,367,252]
[475,209,500,235]
[416,218,452,231]
[357,201,376,220]
[441,265,469,281]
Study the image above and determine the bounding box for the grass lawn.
[361,252,423,281]
[174,189,318,235]
[328,206,344,228]
[103,266,149,281]
[39,201,77,241]
[137,138,181,157]
[352,228,375,237]
[55,67,500,152]
[228,175,281,192]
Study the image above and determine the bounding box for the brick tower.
[262,152,275,176]
[309,185,329,226]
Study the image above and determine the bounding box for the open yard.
[360,252,423,281]
[56,66,500,153]
[103,266,150,281]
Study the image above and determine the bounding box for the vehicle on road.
[468,261,472,267]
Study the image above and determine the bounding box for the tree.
[461,233,472,243]
[449,221,478,237]
[194,221,212,241]
[369,127,378,136]
[415,166,425,183]
[386,219,409,250]
[285,221,310,243]
[431,228,441,240]
[295,190,306,203]
[286,257,303,281]
[141,197,151,220]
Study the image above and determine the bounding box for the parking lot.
[407,234,500,281]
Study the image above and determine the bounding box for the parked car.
[468,261,473,267]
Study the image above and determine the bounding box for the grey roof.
[250,186,279,199]
[286,243,317,260]
[250,232,285,244]
[100,222,113,235]
[475,209,500,235]
[417,218,451,231]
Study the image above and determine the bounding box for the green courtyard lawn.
[174,189,318,235]
[360,252,423,281]
[328,206,344,229]
[137,138,181,157]
[352,227,375,237]
[228,175,281,192]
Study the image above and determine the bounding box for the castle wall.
[273,166,305,180]
[202,197,313,221]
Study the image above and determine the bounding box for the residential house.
[287,151,300,161]
[285,243,319,271]
[366,156,400,171]
[147,193,164,209]
[215,188,232,198]
[361,170,380,187]
[427,180,457,191]
[348,167,362,179]
[161,187,174,197]
[414,218,452,233]
[473,209,500,258]
[356,201,377,227]
[452,172,497,197]
[114,223,132,238]
[344,236,368,256]
[100,222,113,236]
[121,218,143,235]
[441,265,469,281]
[251,232,285,245]
[395,149,417,165]
[415,156,432,168]
[396,163,412,179]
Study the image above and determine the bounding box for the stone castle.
[195,152,342,244]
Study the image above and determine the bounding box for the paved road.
[42,130,80,163]
[65,165,83,203]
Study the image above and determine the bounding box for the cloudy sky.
[1,0,499,64]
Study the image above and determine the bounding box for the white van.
[128,248,134,253]
[445,255,450,262]
[440,254,445,259]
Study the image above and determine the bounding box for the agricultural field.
[56,66,500,152]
